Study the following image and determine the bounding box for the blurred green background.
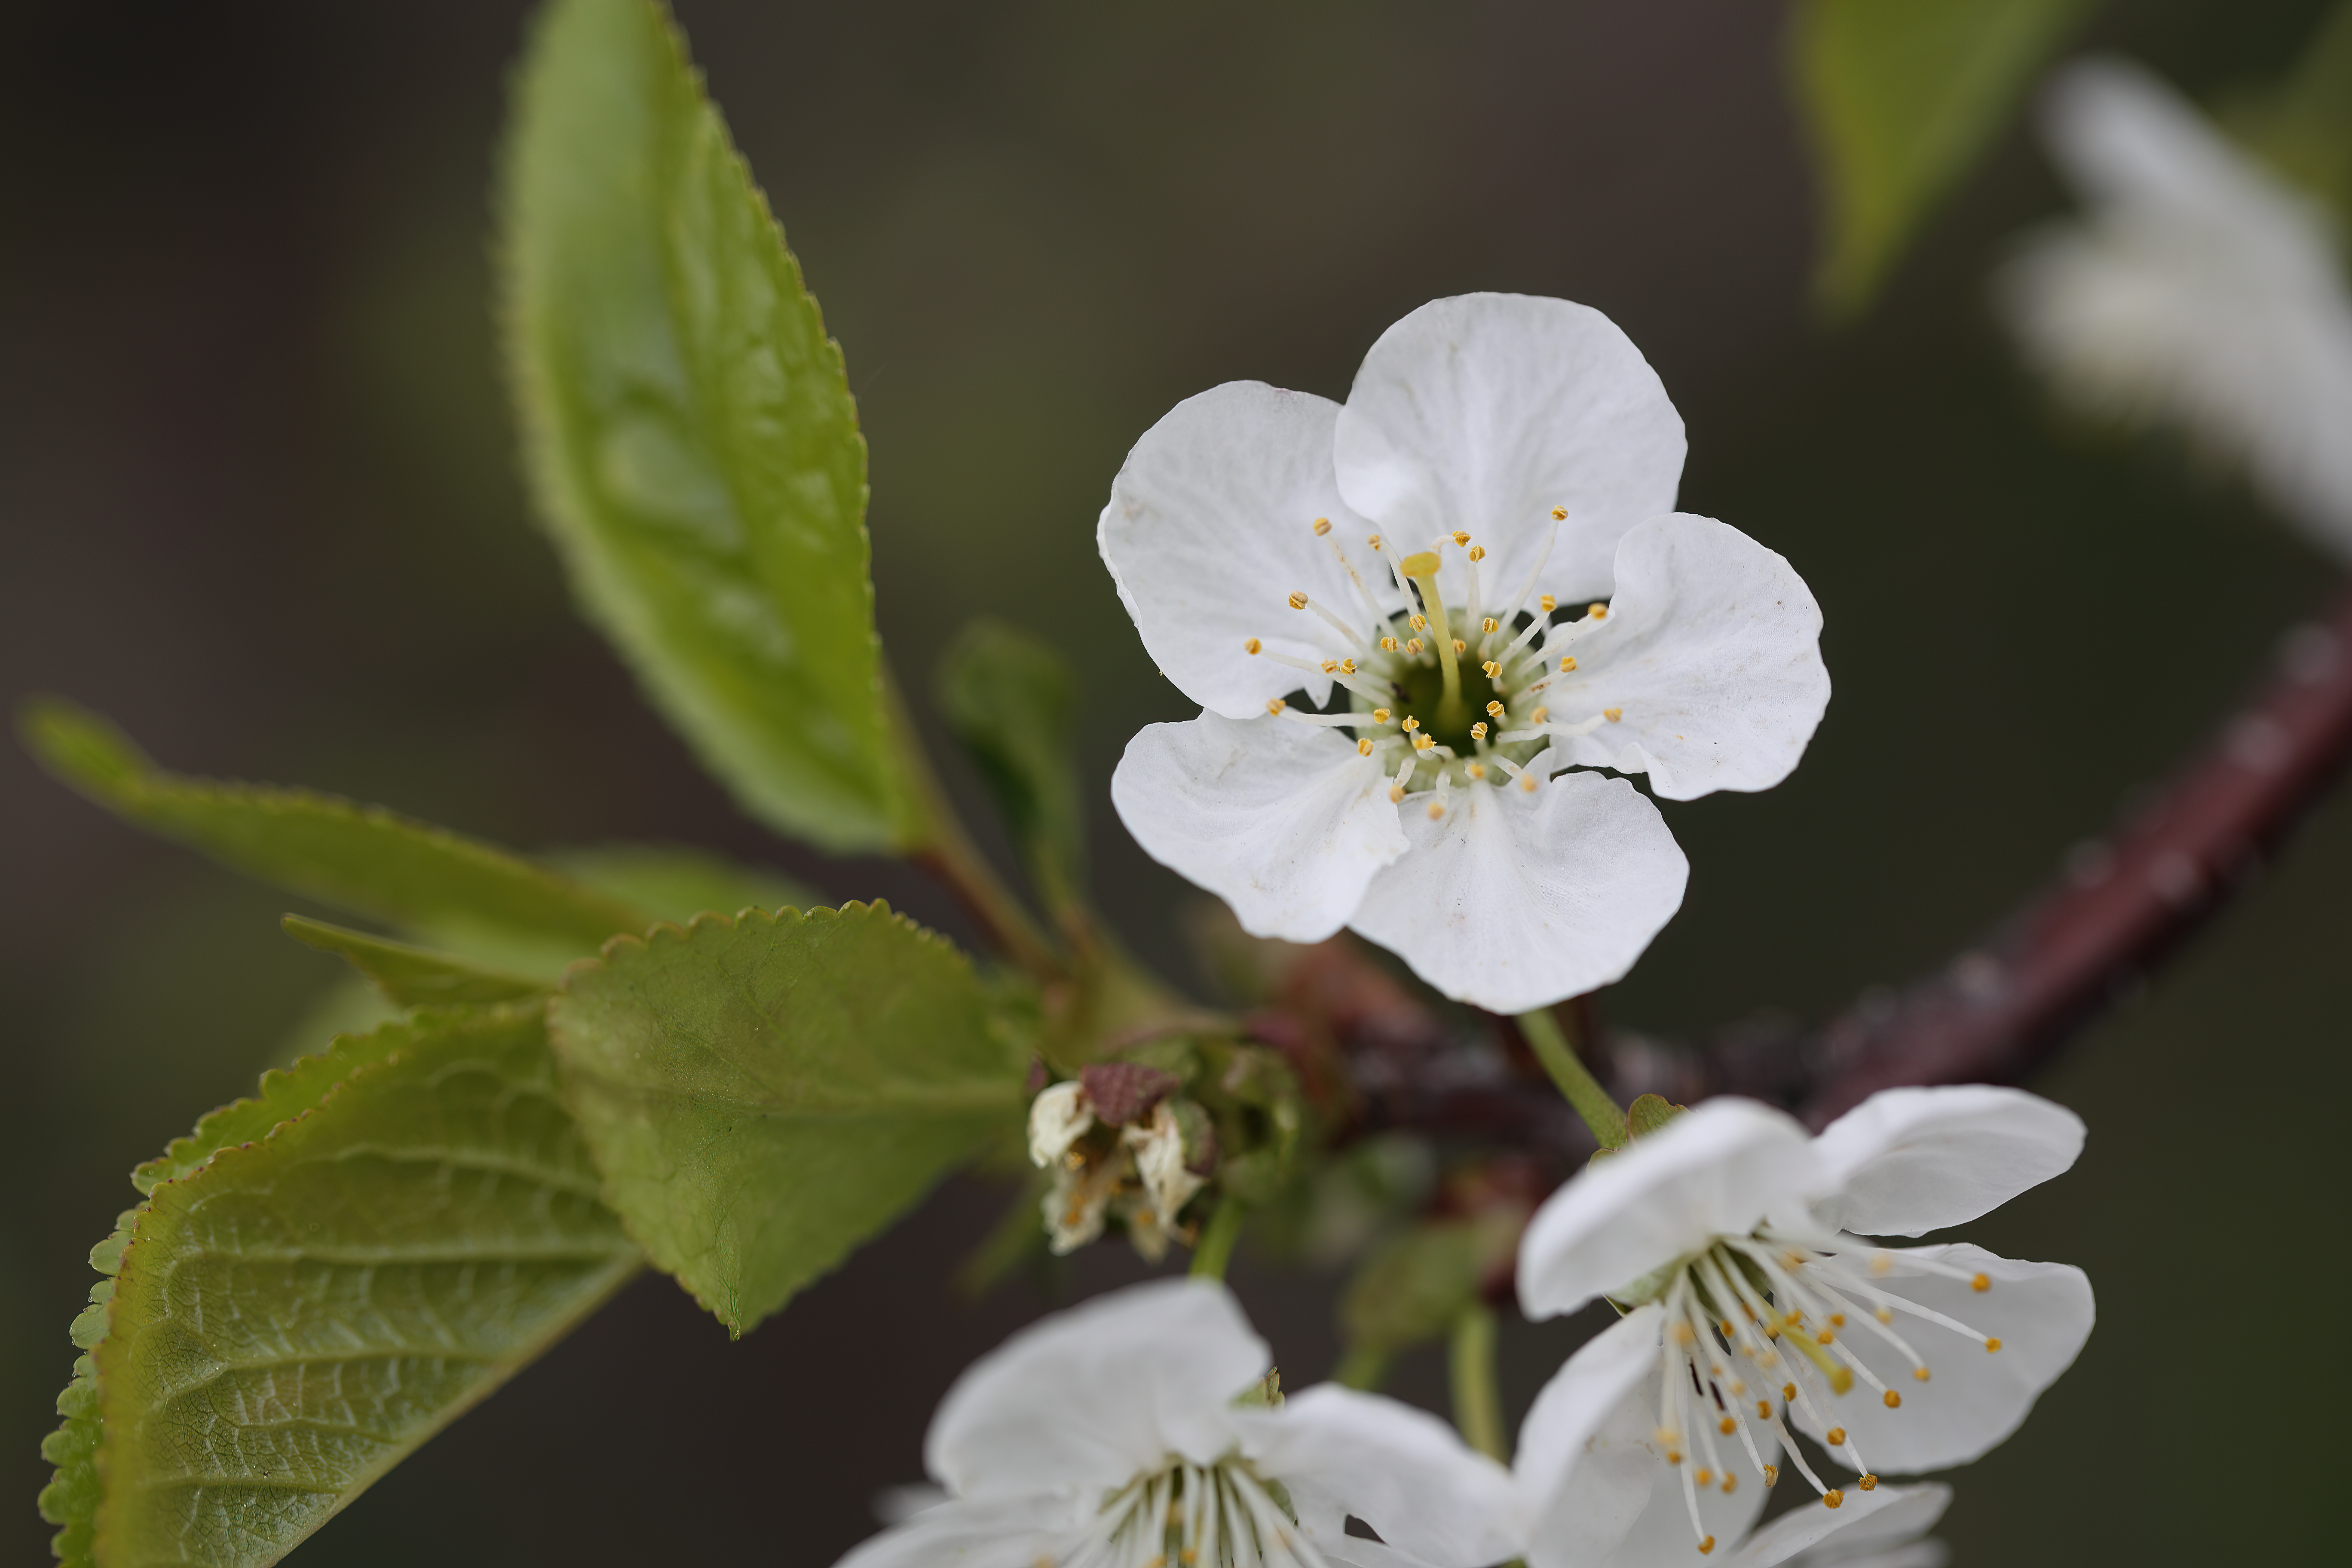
[1,0,2344,1562]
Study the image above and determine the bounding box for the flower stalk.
[1519,1004,1628,1148]
[1448,1301,1508,1463]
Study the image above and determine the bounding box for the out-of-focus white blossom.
[2002,58,2352,559]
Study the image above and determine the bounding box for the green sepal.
[19,697,653,952]
[42,1006,640,1568]
[1626,1093,1687,1140]
[549,901,1029,1335]
[1793,0,2101,314]
[281,914,548,1007]
[501,0,914,854]
[936,619,1086,906]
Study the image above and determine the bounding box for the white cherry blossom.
[1513,1088,2091,1560]
[1102,294,1829,1014]
[835,1278,1519,1568]
[2001,58,2352,559]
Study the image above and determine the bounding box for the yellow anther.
[1414,733,1435,752]
[1426,799,1445,819]
[1451,531,1471,547]
[1755,1401,1771,1419]
[1883,1390,1903,1409]
[1604,707,1623,722]
[1825,1427,1846,1446]
[1695,1469,1713,1487]
[1399,551,1441,577]
[1985,1338,2003,1353]
[1718,1418,1735,1436]
[1373,707,1393,723]
[1481,659,1503,679]
[1410,614,1428,631]
[1468,544,1486,562]
[1389,783,1405,802]
[1519,773,1537,792]
[1671,1321,1696,1347]
[1540,594,1557,613]
[1816,1331,1834,1345]
[1339,657,1358,674]
[1531,706,1549,723]
[1481,616,1499,634]
[1401,716,1420,732]
[1550,505,1568,520]
[1559,655,1578,673]
[1829,1314,1846,1327]
[1589,602,1608,619]
[1368,534,1384,551]
[1763,1464,1779,1488]
[1452,638,1467,655]
[1823,1490,1844,1510]
[1870,1254,1892,1276]
[1288,591,1309,609]
[1266,699,1286,715]
[1406,638,1424,655]
[1312,517,1332,536]
[1470,726,1488,743]
[1320,659,1339,674]
[1875,1307,1893,1324]
[1914,1367,1931,1382]
[1971,1273,1991,1292]
[1721,1475,1738,1495]
[1781,1384,1796,1401]
[1243,638,1262,655]
[1381,636,1399,652]
[1720,1320,1734,1337]
[1858,1474,1878,1491]
[1697,1537,1715,1556]
[1485,699,1505,717]
[1467,762,1486,778]
[1357,738,1375,756]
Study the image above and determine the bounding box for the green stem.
[1519,1005,1627,1148]
[1333,1343,1391,1391]
[882,671,1063,980]
[1190,1198,1246,1281]
[1449,1302,1508,1463]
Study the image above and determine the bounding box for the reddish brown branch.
[1293,584,2352,1148]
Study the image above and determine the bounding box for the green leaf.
[2227,1,2352,219]
[42,1005,640,1568]
[502,0,912,854]
[548,842,818,925]
[1337,1213,1522,1360]
[281,914,548,1007]
[20,698,654,953]
[550,902,1026,1334]
[1626,1092,1687,1140]
[936,619,1085,905]
[1793,0,2102,314]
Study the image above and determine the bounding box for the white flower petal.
[1726,1482,1950,1568]
[1347,770,1687,1015]
[1810,1086,2087,1238]
[1518,1100,1818,1320]
[833,1493,1082,1568]
[1514,1307,1668,1568]
[1321,1539,1458,1568]
[1591,1448,1771,1568]
[1332,294,1685,604]
[1098,381,1391,718]
[1541,516,1829,802]
[924,1280,1265,1498]
[1112,713,1409,942]
[1027,1080,1093,1168]
[1245,1384,1520,1568]
[2003,60,2352,558]
[1786,1244,2092,1474]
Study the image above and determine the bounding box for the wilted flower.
[1029,1067,1213,1260]
[1101,293,1828,1014]
[1513,1088,2092,1559]
[836,1279,1519,1568]
[2002,58,2352,557]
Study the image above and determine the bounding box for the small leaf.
[550,902,1027,1335]
[20,698,653,953]
[1793,0,2102,314]
[281,914,548,1007]
[502,0,913,854]
[936,619,1085,902]
[44,1005,640,1568]
[548,842,818,925]
[1337,1213,1522,1360]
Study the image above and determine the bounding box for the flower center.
[1633,1229,2003,1556]
[1050,1457,1324,1568]
[1252,511,1626,819]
